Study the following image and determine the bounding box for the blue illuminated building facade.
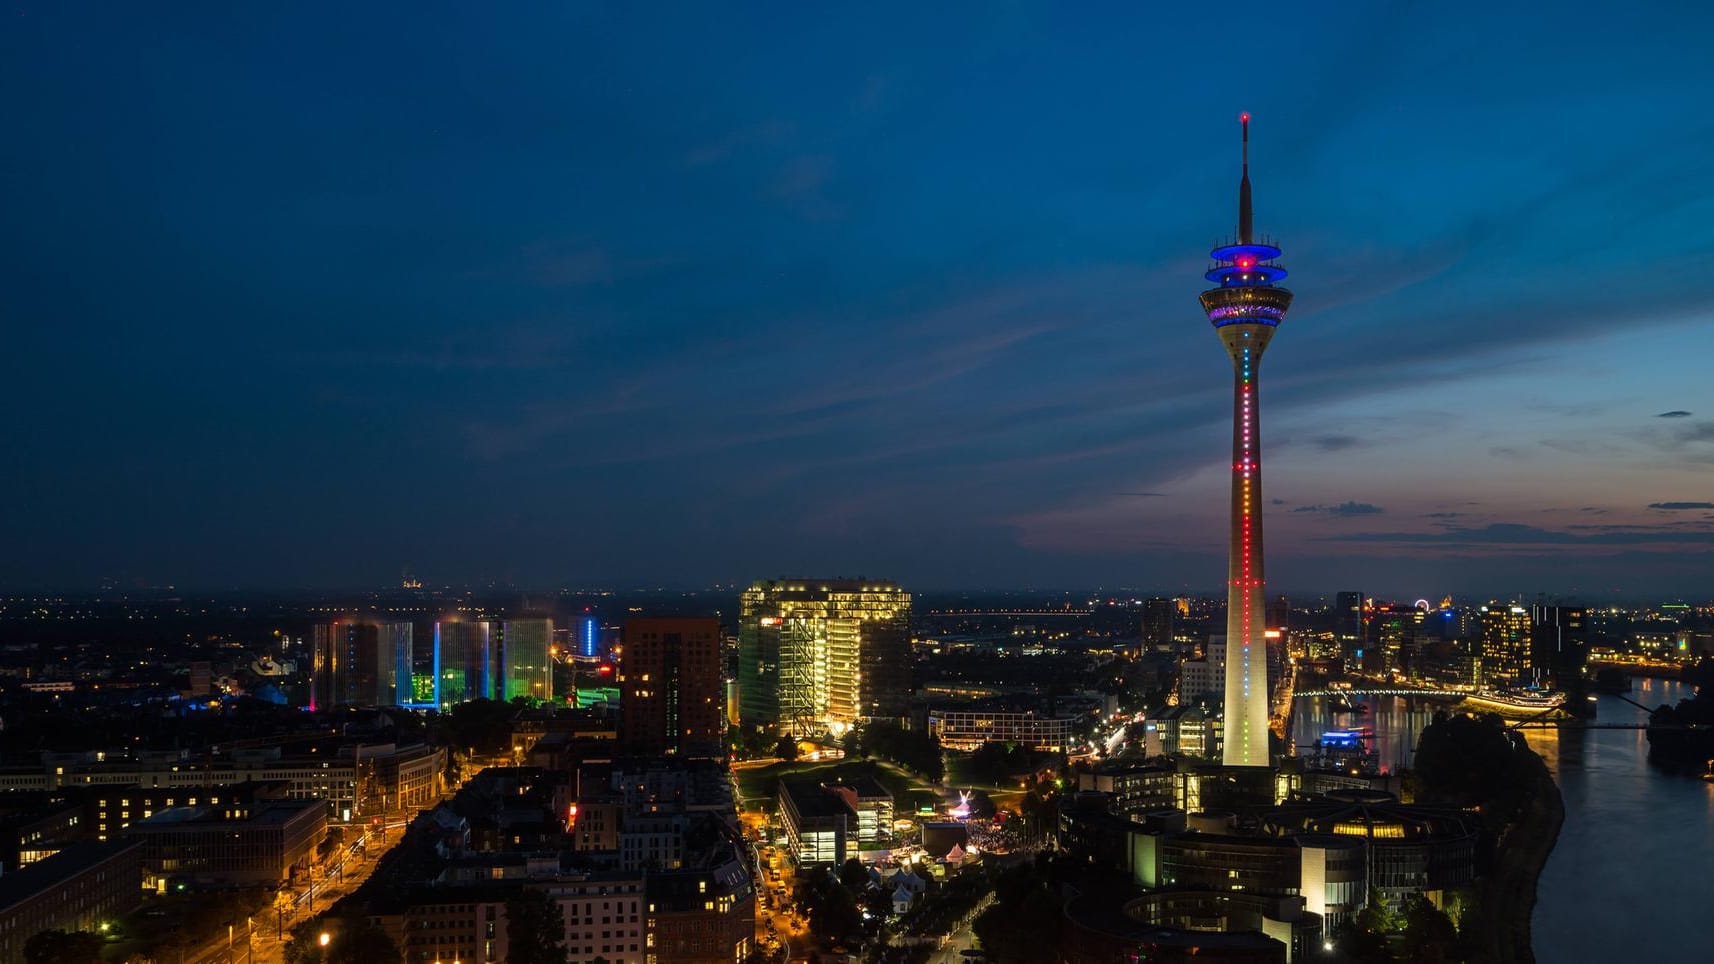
[575,613,602,660]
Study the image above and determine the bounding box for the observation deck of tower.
[1199,114,1294,768]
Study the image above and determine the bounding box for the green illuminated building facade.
[433,618,554,707]
[499,618,553,703]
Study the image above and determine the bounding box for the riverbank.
[1464,744,1564,964]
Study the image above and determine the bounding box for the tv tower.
[1199,114,1293,768]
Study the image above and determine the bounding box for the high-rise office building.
[435,619,494,706]
[1142,598,1176,652]
[1198,115,1294,769]
[1370,604,1428,677]
[1478,604,1533,686]
[383,621,415,705]
[498,618,553,703]
[620,618,724,757]
[1335,592,1365,656]
[738,579,912,736]
[571,613,605,660]
[1530,605,1587,685]
[310,620,413,708]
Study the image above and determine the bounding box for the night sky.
[5,3,1714,597]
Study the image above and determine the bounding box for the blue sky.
[4,2,1713,596]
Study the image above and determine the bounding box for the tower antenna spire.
[1238,112,1253,244]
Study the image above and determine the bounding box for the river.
[1293,679,1714,960]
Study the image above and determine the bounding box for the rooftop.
[0,839,141,911]
[778,778,856,820]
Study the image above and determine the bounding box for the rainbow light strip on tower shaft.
[1197,113,1294,769]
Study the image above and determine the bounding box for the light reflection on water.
[1290,693,1448,772]
[1294,681,1714,958]
[1533,680,1714,960]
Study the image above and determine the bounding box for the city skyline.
[5,4,1714,595]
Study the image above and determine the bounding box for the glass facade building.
[436,619,494,706]
[311,620,413,708]
[1479,603,1534,685]
[737,579,911,736]
[499,618,553,703]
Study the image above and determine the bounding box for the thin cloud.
[1325,522,1714,546]
[1657,410,1693,418]
[1293,502,1384,517]
[1311,434,1365,452]
[1649,501,1714,510]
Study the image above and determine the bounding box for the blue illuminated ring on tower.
[1210,243,1281,262]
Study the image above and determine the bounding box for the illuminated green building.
[499,618,553,703]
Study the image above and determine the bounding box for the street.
[246,819,404,964]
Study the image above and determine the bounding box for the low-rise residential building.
[643,821,755,964]
[371,882,513,964]
[352,759,752,964]
[569,758,735,869]
[538,873,646,964]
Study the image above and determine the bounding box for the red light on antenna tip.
[1240,112,1250,123]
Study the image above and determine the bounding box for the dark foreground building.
[0,840,144,962]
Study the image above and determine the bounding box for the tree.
[282,920,329,964]
[842,726,867,759]
[285,918,402,964]
[1354,887,1399,936]
[1328,917,1392,963]
[773,737,801,762]
[838,857,870,891]
[1408,713,1532,832]
[970,867,1061,964]
[327,922,402,964]
[506,888,568,964]
[809,883,861,941]
[862,721,944,783]
[1400,894,1462,963]
[438,698,519,756]
[862,885,894,922]
[22,930,103,964]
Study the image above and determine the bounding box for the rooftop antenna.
[1238,112,1253,244]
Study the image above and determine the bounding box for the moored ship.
[1461,688,1566,718]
